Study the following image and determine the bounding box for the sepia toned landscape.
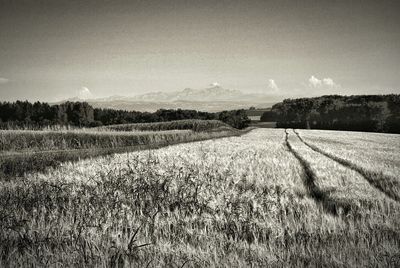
[1,127,400,266]
[1,0,400,267]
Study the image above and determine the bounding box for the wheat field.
[0,121,244,177]
[0,128,399,267]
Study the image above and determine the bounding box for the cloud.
[78,86,93,99]
[209,82,220,87]
[309,75,322,87]
[322,77,336,87]
[268,79,279,91]
[0,77,9,84]
[309,75,339,88]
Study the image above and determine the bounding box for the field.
[98,120,231,132]
[0,120,245,177]
[0,128,399,267]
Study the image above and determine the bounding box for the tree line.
[0,101,251,129]
[261,94,400,133]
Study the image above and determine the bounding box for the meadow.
[0,128,399,267]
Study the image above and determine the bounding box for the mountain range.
[61,86,276,112]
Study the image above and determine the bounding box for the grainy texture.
[297,129,400,201]
[0,128,244,177]
[1,129,399,267]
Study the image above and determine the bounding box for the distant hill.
[261,94,400,133]
[59,86,276,112]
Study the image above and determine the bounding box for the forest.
[261,94,400,133]
[0,101,251,129]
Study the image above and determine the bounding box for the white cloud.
[0,77,9,84]
[209,82,220,87]
[78,86,93,99]
[309,75,322,87]
[309,75,339,88]
[323,77,336,87]
[268,79,279,91]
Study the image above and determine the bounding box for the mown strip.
[284,129,354,215]
[293,129,400,203]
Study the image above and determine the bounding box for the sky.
[0,0,399,102]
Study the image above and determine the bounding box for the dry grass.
[1,129,400,267]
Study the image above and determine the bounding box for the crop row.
[0,129,193,152]
[0,129,243,178]
[100,119,231,132]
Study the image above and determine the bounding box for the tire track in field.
[293,129,400,203]
[284,129,353,216]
